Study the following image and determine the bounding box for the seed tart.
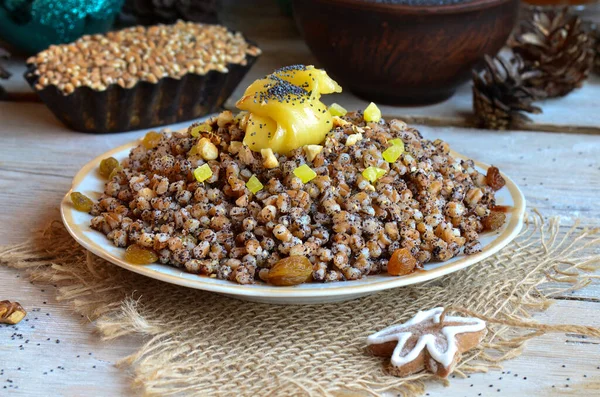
[24,21,260,133]
[72,65,508,286]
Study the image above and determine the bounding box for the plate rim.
[61,139,526,299]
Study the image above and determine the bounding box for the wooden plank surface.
[1,1,600,394]
[1,100,599,396]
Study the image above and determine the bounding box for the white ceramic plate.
[61,140,525,305]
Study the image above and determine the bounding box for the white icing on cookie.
[366,307,486,369]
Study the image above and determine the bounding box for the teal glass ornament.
[0,0,124,54]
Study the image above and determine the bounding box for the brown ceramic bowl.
[292,0,519,105]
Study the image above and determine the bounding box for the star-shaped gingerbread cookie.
[366,307,486,378]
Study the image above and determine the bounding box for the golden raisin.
[124,245,158,265]
[142,131,162,149]
[486,166,505,191]
[388,248,417,276]
[108,165,122,180]
[267,256,313,286]
[482,211,506,231]
[70,192,93,212]
[99,157,119,178]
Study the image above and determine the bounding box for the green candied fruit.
[293,164,317,183]
[246,175,264,194]
[71,192,93,212]
[364,102,381,123]
[382,145,404,163]
[328,103,347,117]
[362,166,386,183]
[388,138,405,148]
[193,163,213,182]
[189,123,212,138]
[99,157,119,178]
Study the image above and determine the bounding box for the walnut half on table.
[0,300,27,325]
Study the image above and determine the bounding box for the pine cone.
[589,25,600,75]
[472,54,542,130]
[510,8,593,98]
[122,0,220,25]
[0,47,11,99]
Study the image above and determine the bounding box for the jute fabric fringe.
[1,212,600,396]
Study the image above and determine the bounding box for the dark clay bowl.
[292,0,519,105]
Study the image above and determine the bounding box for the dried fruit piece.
[267,256,313,286]
[482,211,506,231]
[364,102,381,122]
[246,175,264,194]
[293,164,317,183]
[193,163,213,182]
[362,167,386,183]
[328,103,347,117]
[383,145,404,163]
[486,166,506,191]
[190,123,212,138]
[124,244,158,265]
[142,131,162,149]
[0,300,26,325]
[99,157,119,178]
[70,192,93,212]
[388,248,417,276]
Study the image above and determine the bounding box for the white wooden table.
[1,100,599,396]
[1,2,600,395]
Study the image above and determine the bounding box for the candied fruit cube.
[142,131,162,149]
[99,157,119,178]
[246,175,264,194]
[124,245,158,265]
[328,103,347,117]
[388,138,405,150]
[193,163,213,182]
[189,123,212,138]
[362,166,386,183]
[364,102,381,123]
[70,192,93,212]
[293,164,317,183]
[383,145,404,163]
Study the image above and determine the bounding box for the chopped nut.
[303,145,323,162]
[0,300,26,325]
[352,125,365,134]
[229,141,243,154]
[345,133,363,146]
[198,138,219,161]
[261,148,279,169]
[332,116,351,127]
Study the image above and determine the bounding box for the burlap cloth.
[2,212,600,396]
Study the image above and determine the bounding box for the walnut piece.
[0,300,26,325]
